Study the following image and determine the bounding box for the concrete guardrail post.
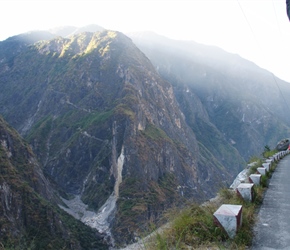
[249,174,261,185]
[236,183,255,202]
[265,158,272,164]
[262,163,270,172]
[257,167,266,176]
[213,204,243,238]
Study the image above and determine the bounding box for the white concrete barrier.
[236,183,254,202]
[247,162,257,169]
[273,154,279,161]
[262,163,270,172]
[213,204,243,238]
[265,159,272,168]
[249,174,261,185]
[257,167,267,176]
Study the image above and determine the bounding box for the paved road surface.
[251,155,290,249]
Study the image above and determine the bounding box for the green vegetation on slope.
[0,116,108,249]
[141,124,173,143]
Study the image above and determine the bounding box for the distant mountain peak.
[49,24,105,38]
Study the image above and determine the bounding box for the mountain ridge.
[0,115,108,249]
[1,26,290,246]
[128,31,290,160]
[0,29,233,246]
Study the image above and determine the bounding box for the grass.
[149,188,259,249]
[144,149,282,250]
[141,124,173,143]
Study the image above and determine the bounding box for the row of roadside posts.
[213,149,290,239]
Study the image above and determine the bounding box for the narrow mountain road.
[251,155,290,249]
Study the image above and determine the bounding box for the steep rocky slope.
[129,32,290,161]
[0,30,234,246]
[0,116,107,249]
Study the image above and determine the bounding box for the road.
[251,155,290,249]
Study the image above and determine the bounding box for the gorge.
[0,26,290,248]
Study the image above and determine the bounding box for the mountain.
[1,27,290,247]
[128,31,290,160]
[0,31,55,74]
[49,24,105,37]
[0,25,104,73]
[0,115,107,249]
[0,29,235,246]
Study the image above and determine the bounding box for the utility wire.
[236,0,290,114]
[269,0,290,113]
[272,0,282,35]
[236,1,260,48]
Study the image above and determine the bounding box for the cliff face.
[0,116,107,249]
[129,32,290,161]
[4,28,289,247]
[0,30,234,245]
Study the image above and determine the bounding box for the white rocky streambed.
[59,154,254,249]
[59,194,116,235]
[59,145,125,245]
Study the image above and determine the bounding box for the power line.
[272,0,282,34]
[236,1,260,48]
[271,74,290,114]
[236,0,290,114]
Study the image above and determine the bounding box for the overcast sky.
[1,0,290,82]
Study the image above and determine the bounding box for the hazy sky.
[1,0,290,82]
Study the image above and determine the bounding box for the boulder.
[276,138,290,151]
